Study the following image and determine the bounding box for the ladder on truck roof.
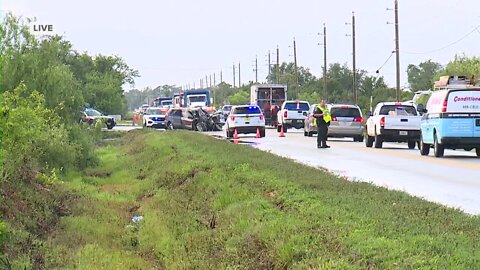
[434,75,480,90]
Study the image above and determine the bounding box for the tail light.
[165,113,169,117]
[259,114,264,120]
[441,100,448,112]
[284,111,288,118]
[353,117,363,123]
[331,116,337,121]
[230,115,235,121]
[380,116,385,127]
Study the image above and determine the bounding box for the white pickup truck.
[365,102,422,149]
[276,100,310,132]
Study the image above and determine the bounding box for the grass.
[40,130,480,269]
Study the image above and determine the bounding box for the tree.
[438,55,480,79]
[407,60,442,90]
[266,62,316,99]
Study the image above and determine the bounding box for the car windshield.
[189,109,207,117]
[146,109,163,115]
[222,106,232,112]
[85,109,102,116]
[161,101,172,106]
[232,106,261,114]
[331,108,361,117]
[284,102,309,111]
[379,105,417,116]
[188,95,206,102]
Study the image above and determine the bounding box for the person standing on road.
[313,100,332,148]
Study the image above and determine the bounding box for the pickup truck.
[365,102,421,149]
[276,101,310,132]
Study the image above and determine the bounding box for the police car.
[225,105,265,138]
[142,107,168,128]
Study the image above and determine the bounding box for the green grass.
[43,130,480,269]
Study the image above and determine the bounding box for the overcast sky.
[2,0,480,91]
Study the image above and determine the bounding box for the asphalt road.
[207,127,480,215]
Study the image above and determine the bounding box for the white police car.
[143,107,167,128]
[225,105,265,138]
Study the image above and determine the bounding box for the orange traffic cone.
[279,125,285,137]
[233,139,239,144]
[233,128,239,139]
[256,128,261,138]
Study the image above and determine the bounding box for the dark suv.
[165,108,200,130]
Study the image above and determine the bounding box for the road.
[207,128,480,215]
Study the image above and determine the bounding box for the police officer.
[313,99,332,148]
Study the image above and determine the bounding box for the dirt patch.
[237,234,275,270]
[85,170,111,178]
[99,183,131,194]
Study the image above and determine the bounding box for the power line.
[401,25,480,55]
[376,51,394,73]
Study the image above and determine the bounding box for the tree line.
[0,13,137,267]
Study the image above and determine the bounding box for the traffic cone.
[233,128,239,139]
[233,138,239,144]
[256,128,261,138]
[279,125,285,137]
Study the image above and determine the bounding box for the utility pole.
[233,63,236,88]
[293,37,299,99]
[213,73,216,106]
[352,11,357,104]
[254,55,258,83]
[394,0,401,102]
[323,24,328,100]
[276,45,280,84]
[268,50,271,77]
[238,62,241,87]
[220,70,223,83]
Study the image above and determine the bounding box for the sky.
[2,0,480,91]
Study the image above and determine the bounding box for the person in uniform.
[312,99,332,148]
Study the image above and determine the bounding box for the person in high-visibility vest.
[312,99,332,148]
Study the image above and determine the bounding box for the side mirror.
[367,111,373,117]
[416,104,426,113]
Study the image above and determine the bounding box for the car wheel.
[282,126,288,133]
[308,132,313,137]
[407,140,416,149]
[226,130,233,138]
[419,135,430,156]
[196,122,206,132]
[476,148,480,157]
[167,122,174,130]
[277,125,281,132]
[353,136,363,142]
[365,133,374,147]
[107,125,114,130]
[260,129,266,138]
[374,133,383,149]
[433,132,444,158]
